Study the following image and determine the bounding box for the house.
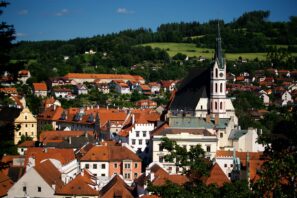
[24,147,78,183]
[7,160,63,198]
[148,82,161,94]
[17,140,36,155]
[17,70,31,84]
[137,84,152,95]
[80,142,142,182]
[48,77,73,89]
[127,80,140,90]
[204,163,230,187]
[117,109,160,164]
[215,150,264,181]
[281,91,293,106]
[74,84,88,95]
[259,92,270,106]
[99,175,135,198]
[97,83,110,94]
[160,80,176,92]
[0,71,14,86]
[33,83,47,97]
[14,107,37,145]
[134,162,188,196]
[43,96,61,108]
[135,99,157,109]
[0,87,18,95]
[52,88,74,99]
[114,81,131,94]
[55,169,98,197]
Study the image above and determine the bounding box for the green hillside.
[141,42,268,61]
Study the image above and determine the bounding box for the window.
[31,132,34,135]
[215,68,218,78]
[206,145,211,152]
[38,186,41,192]
[215,102,218,110]
[134,163,138,168]
[124,163,131,169]
[159,156,164,163]
[159,144,163,151]
[19,132,21,136]
[215,83,218,93]
[25,124,27,127]
[114,163,118,168]
[220,102,223,110]
[139,139,142,145]
[101,164,106,169]
[93,164,97,169]
[101,173,106,176]
[200,105,203,110]
[85,164,89,169]
[224,164,227,167]
[134,173,138,178]
[220,83,223,93]
[124,173,130,179]
[136,131,140,137]
[183,145,187,150]
[25,116,27,120]
[190,145,194,150]
[231,164,233,167]
[132,139,136,145]
[32,124,34,127]
[143,131,146,137]
[23,186,26,192]
[220,133,223,138]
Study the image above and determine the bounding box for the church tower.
[210,23,227,117]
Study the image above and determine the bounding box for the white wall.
[80,161,109,177]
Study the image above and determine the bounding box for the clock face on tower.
[219,72,224,77]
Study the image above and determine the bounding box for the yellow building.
[14,107,37,144]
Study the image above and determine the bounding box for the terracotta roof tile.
[39,130,94,143]
[65,73,144,82]
[33,83,47,91]
[0,171,14,197]
[18,141,36,148]
[0,87,17,94]
[80,145,141,162]
[99,175,134,198]
[205,163,230,187]
[34,160,63,187]
[55,172,98,196]
[25,148,76,166]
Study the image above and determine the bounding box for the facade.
[281,91,293,106]
[97,83,110,94]
[17,70,31,84]
[7,160,63,198]
[14,107,37,144]
[135,99,157,109]
[33,83,47,97]
[114,82,131,94]
[80,143,142,182]
[74,84,88,95]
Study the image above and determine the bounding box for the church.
[151,24,264,174]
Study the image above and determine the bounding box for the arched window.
[220,83,223,93]
[220,102,223,110]
[215,102,218,110]
[215,83,217,93]
[215,68,218,78]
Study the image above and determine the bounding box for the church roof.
[170,67,210,111]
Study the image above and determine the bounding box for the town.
[1,2,297,198]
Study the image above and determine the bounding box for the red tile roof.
[205,163,230,187]
[80,145,141,162]
[65,73,144,82]
[55,171,98,196]
[25,148,76,166]
[0,87,17,94]
[34,160,63,187]
[99,175,134,198]
[33,82,47,91]
[39,130,94,143]
[0,171,14,197]
[18,141,36,148]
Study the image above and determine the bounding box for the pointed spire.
[215,21,224,68]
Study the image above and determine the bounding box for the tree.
[0,1,15,74]
[18,134,33,144]
[252,107,297,197]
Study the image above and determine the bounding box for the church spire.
[215,21,224,68]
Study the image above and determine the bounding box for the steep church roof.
[214,22,224,68]
[169,67,210,111]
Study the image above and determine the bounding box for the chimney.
[206,114,211,123]
[51,184,56,190]
[69,137,72,144]
[215,114,220,125]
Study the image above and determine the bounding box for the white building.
[281,91,293,106]
[259,92,270,106]
[8,160,63,198]
[115,82,131,94]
